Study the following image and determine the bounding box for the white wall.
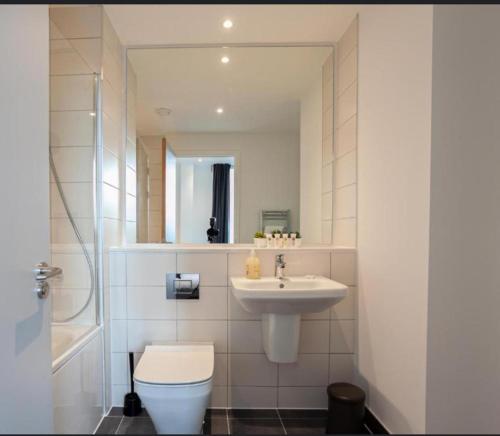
[109,246,357,408]
[425,6,500,433]
[142,132,300,243]
[357,5,433,434]
[300,70,323,244]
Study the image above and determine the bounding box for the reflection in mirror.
[126,46,333,244]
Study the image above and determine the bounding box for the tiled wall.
[333,18,358,247]
[321,53,334,244]
[49,6,102,324]
[137,136,164,242]
[109,248,356,408]
[102,10,124,248]
[125,60,138,242]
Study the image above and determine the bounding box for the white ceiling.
[128,46,332,135]
[104,5,360,47]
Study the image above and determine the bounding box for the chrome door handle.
[33,262,63,299]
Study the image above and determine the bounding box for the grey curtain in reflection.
[211,163,230,243]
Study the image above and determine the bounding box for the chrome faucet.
[275,254,286,279]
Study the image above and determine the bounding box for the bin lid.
[327,382,366,403]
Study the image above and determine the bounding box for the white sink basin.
[231,275,347,314]
[230,275,348,363]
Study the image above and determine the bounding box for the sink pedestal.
[262,313,301,363]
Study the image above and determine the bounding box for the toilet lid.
[134,343,214,385]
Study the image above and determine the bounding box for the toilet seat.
[134,343,214,385]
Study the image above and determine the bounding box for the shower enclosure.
[49,8,104,433]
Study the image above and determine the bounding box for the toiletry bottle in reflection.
[245,249,261,279]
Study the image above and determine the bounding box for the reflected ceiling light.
[216,107,224,114]
[221,56,230,64]
[222,19,233,29]
[198,158,203,163]
[89,112,96,117]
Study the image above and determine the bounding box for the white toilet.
[133,343,214,434]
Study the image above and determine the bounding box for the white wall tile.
[338,49,358,96]
[110,287,126,320]
[279,354,329,386]
[334,184,357,219]
[323,134,334,164]
[50,182,93,219]
[337,82,357,126]
[229,354,277,386]
[321,221,333,244]
[111,352,128,385]
[331,320,355,354]
[102,78,121,122]
[229,321,263,353]
[331,251,357,285]
[126,253,176,286]
[331,287,355,320]
[299,320,330,354]
[126,139,137,170]
[337,17,358,63]
[111,385,129,406]
[126,194,136,222]
[50,111,94,147]
[278,387,327,409]
[51,253,91,289]
[322,192,333,221]
[109,252,126,286]
[177,287,227,320]
[214,354,228,386]
[51,217,94,245]
[329,354,354,383]
[332,218,356,247]
[111,320,127,352]
[102,44,122,94]
[127,320,176,352]
[229,387,278,408]
[50,147,93,183]
[103,218,122,247]
[50,38,100,75]
[49,6,102,39]
[103,148,119,188]
[50,75,94,111]
[103,113,121,156]
[126,166,137,197]
[211,387,228,408]
[103,183,120,219]
[334,151,357,189]
[322,163,333,194]
[127,287,176,320]
[177,320,228,353]
[335,115,357,159]
[177,253,227,286]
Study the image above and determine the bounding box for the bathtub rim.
[52,324,102,373]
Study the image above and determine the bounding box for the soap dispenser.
[245,249,261,279]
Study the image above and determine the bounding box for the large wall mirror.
[125,45,333,244]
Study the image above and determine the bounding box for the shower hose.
[49,147,95,323]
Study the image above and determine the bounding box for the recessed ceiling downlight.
[216,107,224,114]
[222,19,233,29]
[221,56,230,64]
[155,107,172,117]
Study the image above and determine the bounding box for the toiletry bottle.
[245,249,261,279]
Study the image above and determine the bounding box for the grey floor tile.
[228,409,279,419]
[116,417,157,435]
[108,406,149,417]
[203,417,229,435]
[229,418,285,435]
[282,418,328,435]
[96,417,122,434]
[278,409,328,419]
[205,409,228,419]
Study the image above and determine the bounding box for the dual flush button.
[166,273,200,300]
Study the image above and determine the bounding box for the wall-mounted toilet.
[133,343,214,434]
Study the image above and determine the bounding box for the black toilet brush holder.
[123,352,142,417]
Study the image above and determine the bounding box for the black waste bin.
[326,382,366,434]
